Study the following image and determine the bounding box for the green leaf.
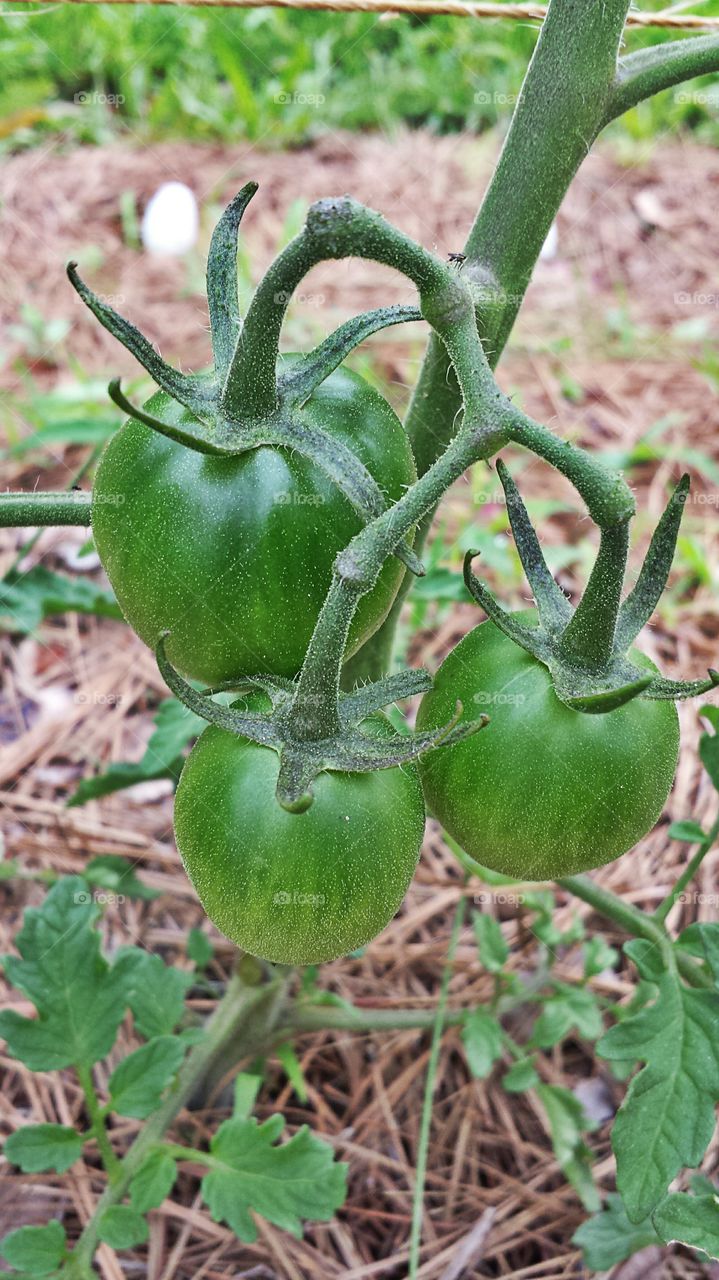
[583,935,618,979]
[572,1194,661,1270]
[653,1192,719,1260]
[536,1084,599,1213]
[109,1036,186,1118]
[700,716,719,792]
[4,1124,83,1173]
[677,923,719,985]
[669,819,707,843]
[276,1042,308,1103]
[233,1073,262,1120]
[0,1222,66,1275]
[532,984,602,1048]
[83,855,158,901]
[97,1206,149,1250]
[68,697,203,806]
[502,1058,539,1093]
[201,1115,347,1242]
[598,967,719,1222]
[0,566,121,636]
[130,1151,177,1213]
[623,938,666,984]
[0,878,138,1070]
[462,1009,503,1079]
[187,927,213,968]
[472,913,508,973]
[122,952,191,1039]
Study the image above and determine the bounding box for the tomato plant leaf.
[187,927,213,968]
[572,1194,661,1270]
[502,1058,539,1093]
[653,1192,719,1260]
[130,1151,178,1213]
[82,855,158,901]
[0,566,121,635]
[0,1222,66,1275]
[120,951,192,1040]
[669,819,708,843]
[0,878,139,1070]
[201,1115,347,1242]
[582,935,618,979]
[68,697,204,806]
[108,1036,186,1119]
[531,984,602,1048]
[536,1084,599,1212]
[462,1009,503,1079]
[676,923,719,985]
[4,1124,83,1174]
[598,967,719,1222]
[97,1207,149,1250]
[472,913,508,972]
[232,1073,262,1121]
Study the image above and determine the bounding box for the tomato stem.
[0,490,92,527]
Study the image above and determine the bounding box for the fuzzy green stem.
[408,891,466,1278]
[558,521,630,670]
[77,1064,122,1182]
[653,813,719,926]
[287,577,363,741]
[558,874,672,966]
[0,490,92,527]
[607,35,719,124]
[506,412,635,530]
[66,971,287,1276]
[222,197,450,421]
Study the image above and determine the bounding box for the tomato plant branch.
[222,196,451,420]
[653,813,719,926]
[65,969,289,1277]
[0,490,92,527]
[606,34,719,124]
[76,1064,122,1183]
[404,0,632,481]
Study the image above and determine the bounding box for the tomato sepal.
[157,635,488,813]
[464,462,717,715]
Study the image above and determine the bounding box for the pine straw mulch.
[1,128,719,1279]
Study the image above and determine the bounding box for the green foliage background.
[2,0,719,149]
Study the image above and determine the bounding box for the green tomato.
[173,716,426,965]
[92,366,416,684]
[416,618,680,880]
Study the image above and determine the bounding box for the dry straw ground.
[1,128,719,1278]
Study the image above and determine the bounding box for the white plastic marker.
[141,182,200,257]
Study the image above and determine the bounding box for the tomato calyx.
[156,634,487,813]
[68,183,424,577]
[464,461,718,714]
